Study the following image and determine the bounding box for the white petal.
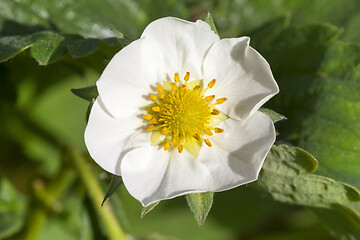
[121,146,212,206]
[203,37,279,120]
[84,98,150,175]
[141,17,220,81]
[97,37,164,118]
[198,112,276,191]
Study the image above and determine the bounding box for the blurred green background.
[1,0,360,239]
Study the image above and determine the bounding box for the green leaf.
[0,177,27,238]
[186,192,214,227]
[71,85,98,102]
[257,145,360,239]
[251,22,360,190]
[101,174,123,207]
[0,35,33,62]
[67,38,100,58]
[205,12,218,35]
[141,201,160,218]
[259,108,286,123]
[30,32,66,65]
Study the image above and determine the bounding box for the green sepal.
[111,29,133,47]
[71,85,98,101]
[259,108,287,123]
[141,201,160,218]
[205,12,219,35]
[186,192,214,227]
[101,175,123,207]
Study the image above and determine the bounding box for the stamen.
[211,109,220,115]
[204,128,213,136]
[205,95,215,102]
[215,128,224,133]
[149,94,157,101]
[146,125,155,131]
[184,72,190,81]
[204,139,212,147]
[171,83,177,91]
[193,133,201,140]
[174,73,180,82]
[172,139,178,148]
[143,114,153,120]
[152,106,161,112]
[178,144,184,153]
[164,142,171,151]
[157,93,165,99]
[216,97,227,104]
[181,84,186,91]
[150,116,159,124]
[160,127,168,135]
[157,84,164,92]
[208,79,216,88]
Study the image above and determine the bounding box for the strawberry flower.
[85,17,279,206]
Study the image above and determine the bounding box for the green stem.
[70,148,128,240]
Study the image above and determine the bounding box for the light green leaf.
[30,32,66,65]
[141,201,160,218]
[257,145,360,239]
[71,85,98,102]
[186,192,214,227]
[0,177,27,239]
[102,175,123,207]
[259,108,286,123]
[205,12,218,35]
[0,35,33,62]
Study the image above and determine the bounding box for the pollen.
[143,72,228,154]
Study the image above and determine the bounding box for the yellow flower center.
[143,72,227,155]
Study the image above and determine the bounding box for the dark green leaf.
[141,201,160,218]
[186,192,214,227]
[205,12,218,35]
[0,177,27,238]
[257,145,360,240]
[101,175,123,207]
[67,38,100,58]
[259,108,286,123]
[71,85,98,102]
[0,35,33,62]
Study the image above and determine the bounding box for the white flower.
[85,17,279,207]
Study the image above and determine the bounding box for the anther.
[164,142,171,151]
[193,133,201,140]
[208,79,216,88]
[204,128,213,136]
[157,93,165,99]
[149,94,157,101]
[160,127,168,135]
[215,128,224,133]
[181,84,186,91]
[178,144,184,154]
[174,73,180,82]
[184,72,190,81]
[156,84,164,92]
[172,139,178,148]
[171,83,177,91]
[152,106,161,112]
[211,109,220,115]
[204,139,212,147]
[146,125,155,132]
[143,114,153,120]
[150,116,159,124]
[216,97,227,104]
[193,85,200,91]
[205,95,215,102]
